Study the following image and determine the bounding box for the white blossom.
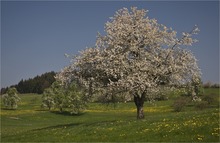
[56,7,201,102]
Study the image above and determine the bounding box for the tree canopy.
[56,7,201,119]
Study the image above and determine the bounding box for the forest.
[1,71,56,94]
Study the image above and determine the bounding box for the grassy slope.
[1,89,219,142]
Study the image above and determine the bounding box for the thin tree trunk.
[134,93,145,119]
[60,107,63,112]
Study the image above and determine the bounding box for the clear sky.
[1,1,219,88]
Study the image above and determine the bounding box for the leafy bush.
[42,81,88,114]
[195,101,208,110]
[172,97,189,112]
[42,88,55,110]
[202,95,216,105]
[67,83,88,114]
[154,94,169,101]
[2,87,20,109]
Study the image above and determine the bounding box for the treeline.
[203,82,220,88]
[1,71,56,94]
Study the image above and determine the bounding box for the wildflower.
[212,133,219,136]
[165,124,169,127]
[108,128,113,131]
[143,128,149,132]
[197,134,204,141]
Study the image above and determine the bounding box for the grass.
[1,88,219,142]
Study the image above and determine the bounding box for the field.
[1,88,219,142]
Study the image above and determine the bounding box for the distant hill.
[1,71,56,94]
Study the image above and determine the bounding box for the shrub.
[154,93,169,101]
[195,101,208,110]
[172,97,189,112]
[67,82,88,114]
[42,81,88,114]
[202,95,215,105]
[203,82,212,88]
[42,88,55,110]
[2,87,20,109]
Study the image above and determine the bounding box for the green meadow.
[1,88,219,142]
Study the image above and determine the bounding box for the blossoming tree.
[2,87,20,109]
[56,7,201,119]
[42,81,87,114]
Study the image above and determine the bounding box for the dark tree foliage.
[1,87,8,95]
[1,71,56,94]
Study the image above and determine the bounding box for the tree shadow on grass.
[85,120,118,127]
[1,108,17,110]
[50,110,86,116]
[35,109,48,112]
[32,123,82,131]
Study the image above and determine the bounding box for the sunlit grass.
[1,89,219,142]
[0,109,43,116]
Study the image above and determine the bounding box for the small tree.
[53,82,66,112]
[56,7,201,119]
[42,88,55,110]
[42,81,66,112]
[42,81,87,114]
[66,82,87,114]
[2,87,20,109]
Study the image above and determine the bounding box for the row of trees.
[1,71,56,94]
[203,82,220,88]
[1,82,87,114]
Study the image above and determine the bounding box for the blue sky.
[1,1,219,88]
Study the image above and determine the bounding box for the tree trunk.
[60,107,63,112]
[134,94,145,119]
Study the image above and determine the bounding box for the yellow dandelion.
[165,124,169,127]
[143,128,149,132]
